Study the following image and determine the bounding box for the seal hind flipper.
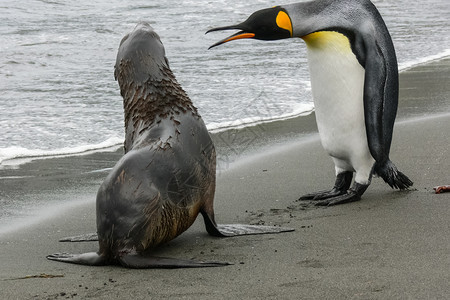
[59,233,98,242]
[46,252,106,266]
[201,210,294,237]
[46,252,231,268]
[119,254,231,269]
[216,224,294,236]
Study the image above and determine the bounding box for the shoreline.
[0,57,449,299]
[1,54,449,168]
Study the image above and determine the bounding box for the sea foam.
[399,49,450,72]
[208,102,314,133]
[0,136,123,167]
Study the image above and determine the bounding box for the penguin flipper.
[361,31,397,165]
[361,32,413,190]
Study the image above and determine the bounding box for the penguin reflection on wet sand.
[207,0,413,206]
[46,22,293,269]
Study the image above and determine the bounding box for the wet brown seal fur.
[46,22,293,268]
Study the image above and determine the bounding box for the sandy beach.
[0,58,449,299]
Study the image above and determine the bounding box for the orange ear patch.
[276,11,293,37]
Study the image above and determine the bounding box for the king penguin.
[206,0,413,205]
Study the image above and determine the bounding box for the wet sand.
[0,59,449,299]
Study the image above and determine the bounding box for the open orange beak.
[206,25,255,49]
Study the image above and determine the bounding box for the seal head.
[115,22,168,83]
[115,22,199,152]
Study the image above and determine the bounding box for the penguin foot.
[314,191,361,206]
[312,182,369,206]
[299,171,353,201]
[299,188,346,200]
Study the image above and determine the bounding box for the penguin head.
[115,22,170,84]
[207,6,292,49]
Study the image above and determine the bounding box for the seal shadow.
[46,22,293,269]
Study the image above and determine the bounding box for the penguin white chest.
[303,31,370,164]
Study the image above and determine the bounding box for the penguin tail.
[375,160,413,190]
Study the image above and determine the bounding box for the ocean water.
[0,0,449,165]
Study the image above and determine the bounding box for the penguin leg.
[299,171,353,200]
[200,210,294,237]
[315,182,369,206]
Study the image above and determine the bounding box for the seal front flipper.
[46,252,106,266]
[119,254,231,269]
[59,233,98,242]
[201,210,294,237]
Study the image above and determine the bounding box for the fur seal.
[46,22,293,268]
[206,0,413,205]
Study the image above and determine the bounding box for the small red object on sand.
[433,185,450,194]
